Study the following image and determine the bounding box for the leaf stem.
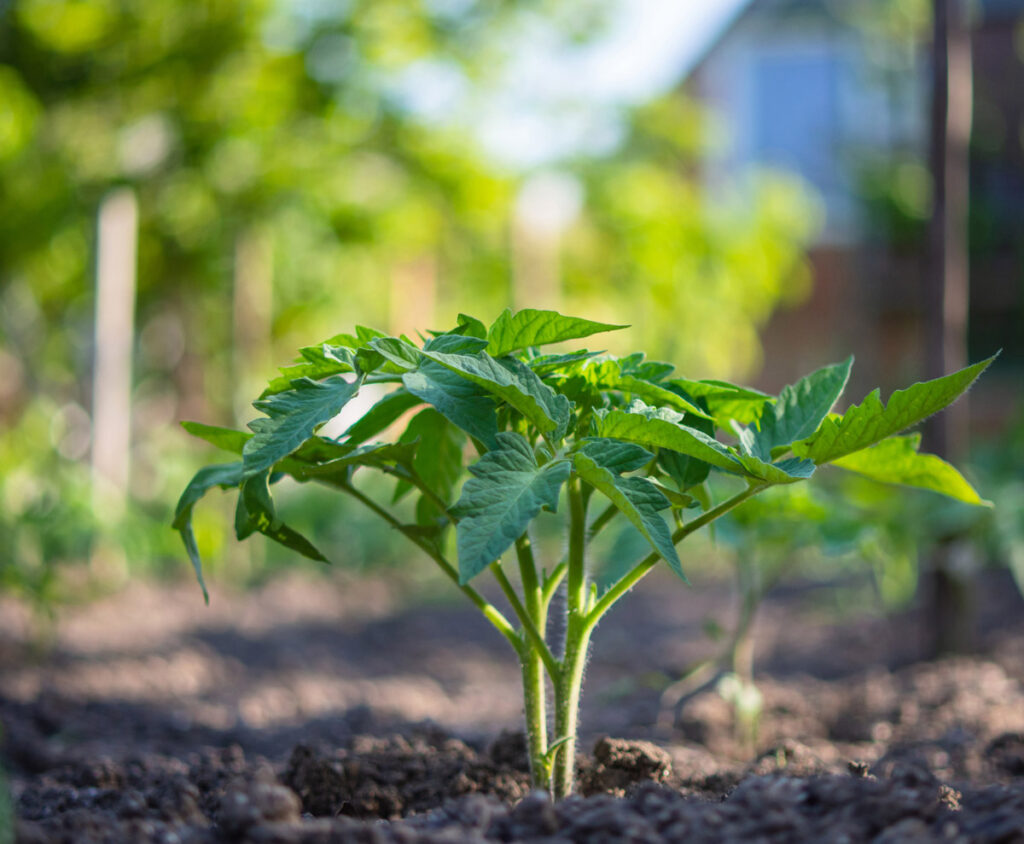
[550,475,592,798]
[336,481,520,650]
[489,562,559,678]
[567,478,588,615]
[514,534,552,789]
[380,465,452,519]
[584,483,766,631]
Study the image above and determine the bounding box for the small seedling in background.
[176,308,993,798]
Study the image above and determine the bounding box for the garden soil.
[2,569,1024,842]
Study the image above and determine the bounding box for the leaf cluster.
[176,308,994,601]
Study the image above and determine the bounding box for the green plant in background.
[657,484,833,749]
[176,308,992,798]
[654,476,944,750]
[0,402,97,640]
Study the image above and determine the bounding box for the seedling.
[175,308,993,798]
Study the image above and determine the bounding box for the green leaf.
[288,440,417,479]
[831,434,991,506]
[455,313,487,339]
[668,378,772,426]
[402,361,499,449]
[242,375,362,477]
[419,348,572,442]
[181,421,251,455]
[657,399,715,490]
[369,337,422,370]
[574,440,684,579]
[486,308,628,357]
[398,408,466,523]
[600,370,711,419]
[594,402,745,475]
[734,453,816,484]
[752,358,852,460]
[794,355,997,464]
[451,432,571,583]
[343,389,422,445]
[239,472,328,561]
[527,350,601,377]
[234,494,257,541]
[424,333,489,355]
[575,438,652,472]
[263,344,358,395]
[172,462,246,603]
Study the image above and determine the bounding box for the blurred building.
[686,0,1024,423]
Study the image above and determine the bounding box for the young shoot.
[175,308,993,798]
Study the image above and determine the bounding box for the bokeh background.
[1,0,1022,643]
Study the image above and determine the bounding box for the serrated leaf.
[831,434,991,505]
[234,493,257,540]
[402,361,499,449]
[657,399,715,490]
[239,472,328,561]
[486,308,628,357]
[419,348,572,442]
[289,440,417,480]
[594,402,745,475]
[574,440,684,579]
[181,421,251,455]
[527,350,601,377]
[617,353,676,382]
[668,379,772,426]
[398,408,466,523]
[455,313,487,339]
[343,390,422,445]
[369,337,422,370]
[172,462,246,603]
[576,438,653,472]
[734,453,816,484]
[751,358,852,460]
[794,355,997,464]
[242,375,362,478]
[451,432,571,583]
[607,373,711,418]
[263,344,358,395]
[647,480,695,508]
[424,333,489,355]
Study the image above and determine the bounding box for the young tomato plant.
[175,309,993,798]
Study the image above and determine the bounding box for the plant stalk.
[335,481,521,650]
[550,477,590,798]
[552,625,592,799]
[586,483,766,630]
[515,534,551,789]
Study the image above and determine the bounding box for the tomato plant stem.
[515,535,551,788]
[549,477,591,797]
[585,483,764,631]
[336,481,521,650]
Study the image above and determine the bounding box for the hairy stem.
[489,562,558,678]
[586,483,766,631]
[515,535,551,789]
[567,478,588,616]
[552,625,592,799]
[336,481,520,650]
[550,477,590,798]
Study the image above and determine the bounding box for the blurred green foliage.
[0,0,818,611]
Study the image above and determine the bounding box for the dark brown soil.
[3,569,1024,842]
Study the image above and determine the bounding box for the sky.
[391,0,749,168]
[476,0,749,167]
